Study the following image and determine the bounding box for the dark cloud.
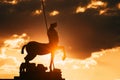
[0,0,120,59]
[1,0,41,14]
[58,14,120,59]
[15,0,41,13]
[0,0,44,36]
[103,0,120,7]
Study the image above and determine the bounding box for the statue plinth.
[14,62,65,80]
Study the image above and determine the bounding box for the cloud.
[3,33,30,49]
[0,54,18,66]
[1,0,18,5]
[0,0,41,15]
[55,47,120,80]
[0,48,19,76]
[103,0,120,7]
[76,6,86,13]
[87,0,107,9]
[0,33,30,77]
[49,10,60,16]
[74,0,120,16]
[32,9,42,16]
[0,0,119,16]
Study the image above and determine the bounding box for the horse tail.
[21,45,26,54]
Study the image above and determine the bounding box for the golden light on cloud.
[3,0,18,5]
[32,10,42,16]
[4,33,30,49]
[75,0,108,14]
[99,9,107,15]
[76,6,86,13]
[87,0,107,9]
[49,10,59,16]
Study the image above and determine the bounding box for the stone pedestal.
[14,63,65,80]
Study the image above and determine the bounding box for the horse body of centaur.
[21,41,66,71]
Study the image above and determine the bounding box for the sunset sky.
[0,0,120,79]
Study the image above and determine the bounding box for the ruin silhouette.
[14,63,65,80]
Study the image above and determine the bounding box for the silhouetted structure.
[14,62,65,80]
[21,23,66,71]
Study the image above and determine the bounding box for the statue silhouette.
[21,22,66,71]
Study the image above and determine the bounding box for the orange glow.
[118,3,120,9]
[49,10,59,16]
[87,0,107,9]
[76,6,86,13]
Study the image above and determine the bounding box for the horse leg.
[24,53,36,63]
[49,52,55,71]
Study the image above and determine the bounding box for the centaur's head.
[50,22,57,28]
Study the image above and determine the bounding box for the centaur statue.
[21,23,66,71]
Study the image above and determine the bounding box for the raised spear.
[41,0,48,31]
